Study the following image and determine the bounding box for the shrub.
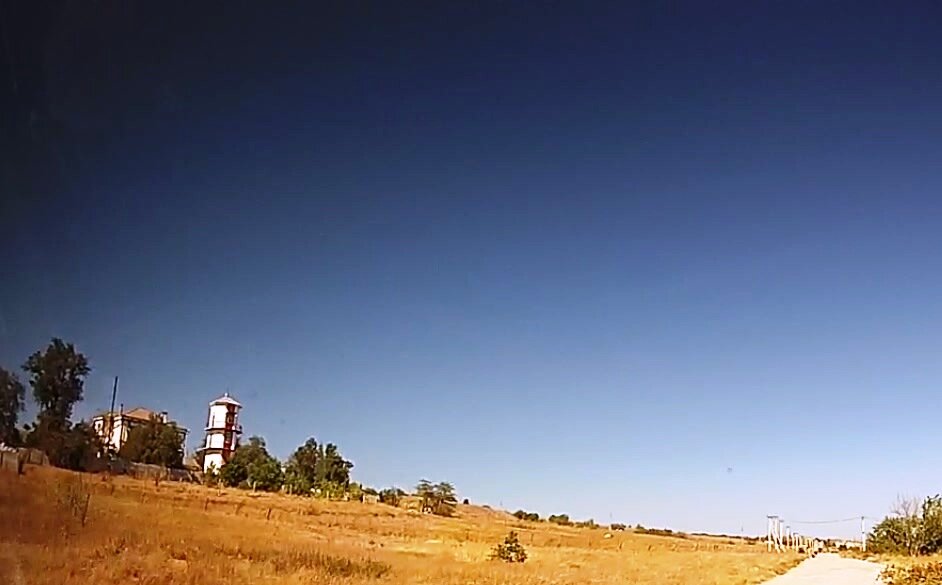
[491,531,527,563]
[513,510,540,522]
[882,562,942,585]
[548,514,571,526]
[611,523,627,531]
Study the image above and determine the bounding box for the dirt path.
[762,553,883,585]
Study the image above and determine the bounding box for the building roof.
[92,407,160,421]
[210,392,242,407]
[122,407,162,421]
[91,407,187,432]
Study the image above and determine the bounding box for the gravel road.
[762,553,883,585]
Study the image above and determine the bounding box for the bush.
[574,519,598,529]
[513,510,540,522]
[491,531,527,563]
[548,514,571,526]
[610,523,627,531]
[882,562,942,585]
[634,525,689,538]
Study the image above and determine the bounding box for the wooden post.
[81,493,91,527]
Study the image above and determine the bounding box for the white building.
[198,393,243,473]
[91,407,188,453]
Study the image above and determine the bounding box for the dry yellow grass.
[0,466,800,585]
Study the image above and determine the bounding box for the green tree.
[548,514,571,526]
[869,496,942,556]
[283,437,353,496]
[20,339,93,468]
[219,436,284,492]
[0,367,26,445]
[22,338,90,428]
[513,510,541,522]
[23,417,102,471]
[416,480,458,517]
[119,415,185,468]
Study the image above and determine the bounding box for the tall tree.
[22,338,90,429]
[21,339,94,468]
[219,435,283,492]
[119,415,185,468]
[0,367,26,445]
[283,437,354,496]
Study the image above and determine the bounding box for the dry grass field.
[1,466,800,585]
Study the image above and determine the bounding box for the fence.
[0,447,49,474]
[104,458,199,482]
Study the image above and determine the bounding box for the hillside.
[0,467,800,584]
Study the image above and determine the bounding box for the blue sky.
[3,2,942,538]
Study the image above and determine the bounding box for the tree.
[513,510,541,522]
[219,436,283,492]
[23,418,102,471]
[416,480,458,517]
[58,421,103,471]
[283,437,354,496]
[22,338,90,428]
[379,487,404,507]
[548,514,571,526]
[20,339,93,468]
[869,495,942,556]
[0,367,25,445]
[491,531,527,563]
[119,415,185,468]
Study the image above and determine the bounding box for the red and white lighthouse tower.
[199,392,242,473]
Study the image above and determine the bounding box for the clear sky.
[3,2,942,538]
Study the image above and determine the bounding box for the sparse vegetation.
[0,466,802,585]
[491,530,528,563]
[635,525,689,538]
[882,562,942,585]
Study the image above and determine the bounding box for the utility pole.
[107,376,119,451]
[861,516,867,552]
[767,516,774,552]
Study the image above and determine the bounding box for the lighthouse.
[199,392,243,473]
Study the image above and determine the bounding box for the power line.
[788,517,861,525]
[788,516,883,525]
